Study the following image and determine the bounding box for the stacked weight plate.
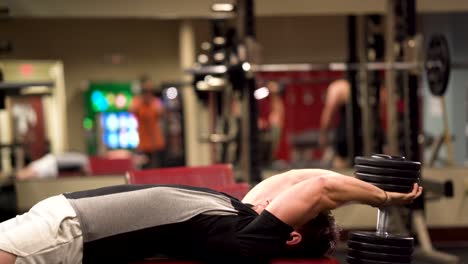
[355,154,420,193]
[347,154,421,264]
[347,232,414,264]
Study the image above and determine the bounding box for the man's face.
[141,81,154,100]
[142,80,154,90]
[267,82,280,94]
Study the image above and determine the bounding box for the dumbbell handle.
[376,207,390,235]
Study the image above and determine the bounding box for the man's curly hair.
[282,210,340,258]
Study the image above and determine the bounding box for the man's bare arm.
[265,173,422,229]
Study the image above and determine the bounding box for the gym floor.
[333,243,468,263]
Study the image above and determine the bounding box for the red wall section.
[256,71,344,162]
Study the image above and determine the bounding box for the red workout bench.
[126,164,250,200]
[89,156,134,175]
[131,258,339,264]
[127,164,236,187]
[58,156,133,177]
[273,259,339,264]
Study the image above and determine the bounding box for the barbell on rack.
[187,34,467,96]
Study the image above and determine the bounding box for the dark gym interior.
[0,1,467,263]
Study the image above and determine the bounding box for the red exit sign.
[20,64,33,77]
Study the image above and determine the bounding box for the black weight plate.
[425,34,451,96]
[349,231,414,248]
[371,183,414,193]
[372,154,406,161]
[355,156,421,170]
[356,172,419,186]
[348,240,413,255]
[347,256,411,264]
[348,249,412,262]
[355,165,420,178]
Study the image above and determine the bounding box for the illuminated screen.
[101,112,139,149]
[91,90,132,113]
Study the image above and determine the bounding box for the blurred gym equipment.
[186,1,463,263]
[187,0,463,183]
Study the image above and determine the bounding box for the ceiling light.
[198,54,209,64]
[211,3,235,12]
[242,62,251,72]
[254,87,269,100]
[207,76,226,87]
[166,87,178,100]
[213,36,226,46]
[213,52,225,62]
[201,42,212,51]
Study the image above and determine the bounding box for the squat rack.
[189,1,459,262]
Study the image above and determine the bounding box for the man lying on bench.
[0,169,422,264]
[16,152,90,180]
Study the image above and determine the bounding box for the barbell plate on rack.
[355,155,421,170]
[425,34,451,96]
[348,249,412,262]
[349,231,414,248]
[348,240,413,255]
[355,165,420,178]
[347,256,411,264]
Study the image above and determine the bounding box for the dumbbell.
[347,154,421,264]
